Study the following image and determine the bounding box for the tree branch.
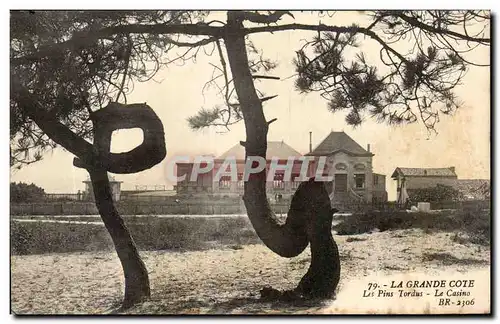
[228,95,278,107]
[267,118,277,125]
[395,12,490,44]
[232,11,294,24]
[244,23,411,64]
[115,36,133,103]
[164,35,218,47]
[12,23,223,65]
[252,75,280,80]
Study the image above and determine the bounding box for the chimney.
[367,144,371,152]
[309,132,312,153]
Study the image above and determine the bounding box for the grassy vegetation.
[333,208,490,246]
[11,203,490,255]
[11,216,261,255]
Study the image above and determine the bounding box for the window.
[354,174,365,189]
[219,176,231,189]
[237,173,244,189]
[374,175,379,186]
[291,174,301,189]
[273,172,285,189]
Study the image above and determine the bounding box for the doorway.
[334,174,348,192]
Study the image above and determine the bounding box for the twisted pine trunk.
[16,87,162,309]
[294,180,341,298]
[80,103,165,308]
[223,13,341,298]
[89,170,150,308]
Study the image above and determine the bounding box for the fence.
[120,194,243,204]
[44,193,83,201]
[339,200,490,213]
[133,185,167,191]
[11,202,99,215]
[10,199,489,217]
[10,200,292,216]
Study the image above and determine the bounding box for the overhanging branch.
[232,11,295,24]
[244,23,410,64]
[12,23,223,66]
[164,35,218,47]
[395,12,490,44]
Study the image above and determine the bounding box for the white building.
[83,175,122,202]
[306,131,387,204]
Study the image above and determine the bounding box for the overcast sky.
[10,11,490,200]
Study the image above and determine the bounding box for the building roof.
[391,167,457,178]
[217,141,302,160]
[305,131,373,157]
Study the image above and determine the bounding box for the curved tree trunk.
[295,181,341,298]
[83,105,158,308]
[16,90,158,309]
[224,14,308,258]
[89,170,150,308]
[223,12,341,298]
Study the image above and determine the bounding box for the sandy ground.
[11,228,490,315]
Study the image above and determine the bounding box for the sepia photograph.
[9,8,491,315]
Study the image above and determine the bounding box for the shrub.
[11,220,112,255]
[10,215,261,255]
[333,208,490,246]
[10,182,46,203]
[408,184,464,203]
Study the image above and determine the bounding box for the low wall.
[430,200,490,211]
[11,202,99,215]
[10,201,292,216]
[12,200,488,216]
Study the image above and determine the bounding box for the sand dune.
[11,228,490,314]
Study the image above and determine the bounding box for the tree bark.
[15,89,158,309]
[294,181,341,298]
[223,13,308,258]
[223,12,341,298]
[11,83,166,174]
[82,103,159,309]
[89,169,150,308]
